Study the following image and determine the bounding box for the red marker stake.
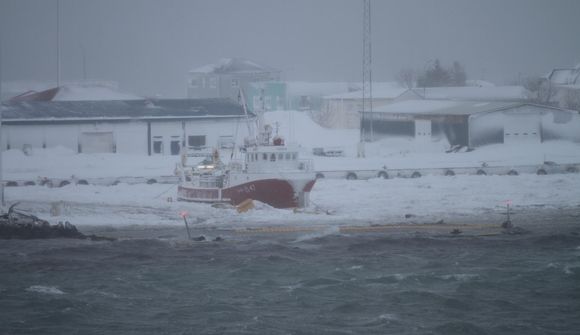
[180,211,191,240]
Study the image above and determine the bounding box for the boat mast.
[238,89,258,147]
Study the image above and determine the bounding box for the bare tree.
[523,76,556,105]
[395,68,416,88]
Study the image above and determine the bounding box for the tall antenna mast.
[362,0,373,142]
[358,0,372,157]
[0,33,5,209]
[56,0,61,87]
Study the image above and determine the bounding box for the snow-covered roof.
[1,98,247,121]
[6,82,142,102]
[286,82,360,97]
[324,83,408,100]
[372,100,522,116]
[465,79,496,87]
[411,86,528,101]
[548,68,580,85]
[190,58,280,75]
[53,85,142,101]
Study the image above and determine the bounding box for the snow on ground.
[5,174,580,228]
[3,109,580,228]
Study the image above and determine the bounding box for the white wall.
[2,118,250,156]
[469,105,580,147]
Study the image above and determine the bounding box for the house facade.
[187,58,281,102]
[0,99,252,156]
[246,81,287,112]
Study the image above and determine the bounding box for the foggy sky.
[1,0,579,98]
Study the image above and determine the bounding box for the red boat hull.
[178,178,316,209]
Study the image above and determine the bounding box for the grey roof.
[1,98,249,121]
[371,100,566,116]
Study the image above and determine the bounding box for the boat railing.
[186,146,212,157]
[191,174,224,188]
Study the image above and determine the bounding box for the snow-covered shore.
[5,173,580,229]
[2,110,580,229]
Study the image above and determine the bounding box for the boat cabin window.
[292,153,297,160]
[285,153,291,160]
[278,153,284,160]
[262,153,268,161]
[270,153,276,162]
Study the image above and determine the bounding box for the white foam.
[293,226,340,242]
[26,285,65,295]
[440,273,479,281]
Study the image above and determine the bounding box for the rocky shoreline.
[0,204,114,240]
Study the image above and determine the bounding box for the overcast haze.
[1,0,579,97]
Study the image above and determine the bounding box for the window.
[231,79,239,88]
[285,153,291,160]
[278,153,284,160]
[190,78,199,88]
[262,153,268,161]
[270,153,276,162]
[153,136,163,154]
[188,135,206,148]
[170,140,180,155]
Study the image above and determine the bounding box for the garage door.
[504,115,541,145]
[80,132,114,153]
[415,119,432,143]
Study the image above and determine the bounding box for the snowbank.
[5,174,580,228]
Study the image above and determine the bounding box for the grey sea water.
[1,226,579,335]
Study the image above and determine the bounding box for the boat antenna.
[238,89,258,146]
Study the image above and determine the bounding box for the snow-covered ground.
[5,174,580,229]
[3,109,580,229]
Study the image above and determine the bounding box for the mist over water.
[1,229,579,334]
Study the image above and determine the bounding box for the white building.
[366,100,580,148]
[319,83,418,128]
[1,99,251,156]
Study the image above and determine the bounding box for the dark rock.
[0,204,114,241]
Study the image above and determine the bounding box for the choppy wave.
[292,226,340,242]
[26,285,65,295]
[2,228,580,334]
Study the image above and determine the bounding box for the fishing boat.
[176,96,316,209]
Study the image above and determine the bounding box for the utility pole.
[359,0,373,158]
[0,32,5,210]
[56,0,61,87]
[81,43,87,81]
